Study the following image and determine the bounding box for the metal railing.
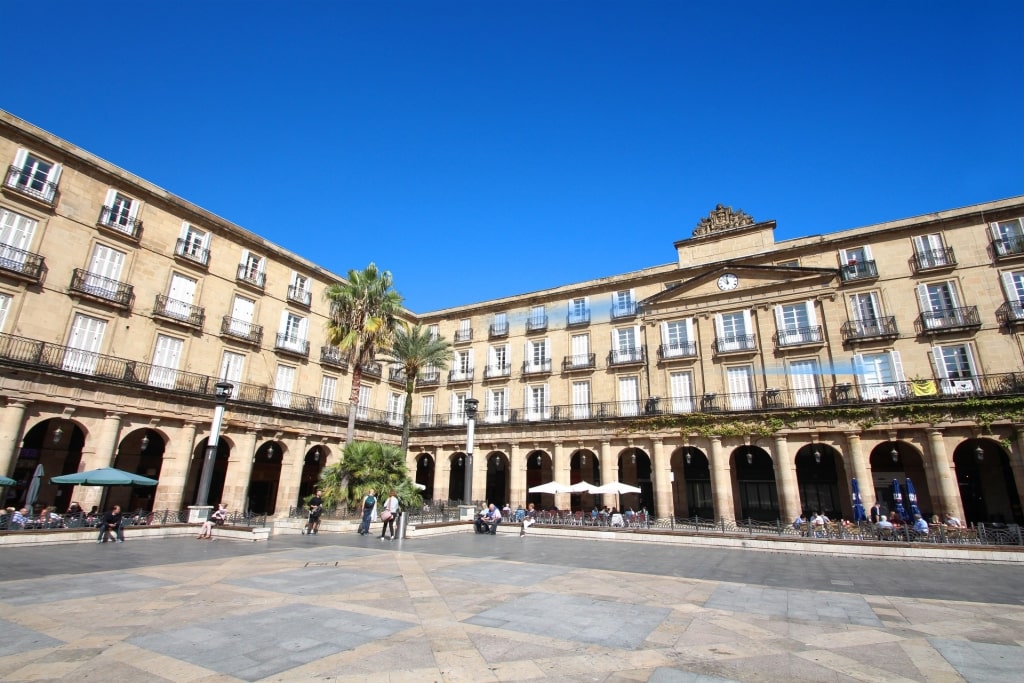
[841,316,898,341]
[712,335,757,354]
[0,244,45,282]
[526,315,548,332]
[320,345,348,369]
[454,328,473,343]
[522,359,552,374]
[361,361,382,377]
[236,264,266,289]
[274,334,309,357]
[839,260,878,282]
[775,325,824,347]
[996,301,1024,326]
[611,301,637,319]
[917,305,981,333]
[567,310,591,327]
[221,316,263,345]
[97,206,143,240]
[287,285,311,306]
[562,353,596,371]
[174,238,210,266]
[484,363,511,378]
[912,246,957,272]
[154,295,205,328]
[448,368,474,383]
[658,342,697,360]
[992,235,1024,259]
[608,348,644,365]
[5,165,59,205]
[69,268,134,308]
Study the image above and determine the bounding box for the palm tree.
[318,440,423,510]
[379,324,454,452]
[324,263,404,444]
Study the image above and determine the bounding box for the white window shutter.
[964,344,978,376]
[838,248,850,265]
[805,300,818,327]
[523,386,529,415]
[946,281,961,308]
[299,316,309,339]
[1002,272,1019,301]
[103,188,117,207]
[683,318,694,343]
[773,305,785,331]
[660,322,669,345]
[890,351,905,382]
[931,346,948,379]
[852,354,864,384]
[632,325,640,349]
[180,222,191,239]
[741,310,752,337]
[543,384,550,418]
[863,245,873,260]
[13,148,27,168]
[466,349,473,371]
[543,338,550,360]
[714,314,724,338]
[915,284,931,313]
[279,309,289,333]
[48,163,62,185]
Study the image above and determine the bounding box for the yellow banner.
[910,379,937,397]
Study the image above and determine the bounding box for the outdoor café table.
[610,513,625,527]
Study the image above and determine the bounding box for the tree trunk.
[400,374,416,453]
[346,363,363,444]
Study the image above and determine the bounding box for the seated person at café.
[945,513,962,528]
[475,504,501,534]
[912,513,930,537]
[876,515,894,537]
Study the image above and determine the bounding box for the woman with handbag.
[379,490,400,541]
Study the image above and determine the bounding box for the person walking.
[97,505,124,543]
[303,489,323,535]
[379,490,400,541]
[357,488,376,536]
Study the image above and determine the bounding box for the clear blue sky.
[4,1,1022,312]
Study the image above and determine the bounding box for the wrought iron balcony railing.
[0,245,45,283]
[526,315,548,332]
[993,235,1024,259]
[319,345,348,369]
[454,328,473,343]
[840,316,899,341]
[360,361,382,378]
[97,206,143,240]
[236,264,265,289]
[657,342,697,360]
[69,269,133,308]
[608,348,644,366]
[389,367,408,384]
[4,165,58,205]
[562,353,596,371]
[287,285,311,307]
[484,363,511,379]
[611,301,637,319]
[174,238,210,267]
[274,334,309,357]
[153,295,204,328]
[912,247,957,272]
[448,368,474,383]
[522,359,552,375]
[567,310,591,327]
[220,316,263,345]
[839,260,878,282]
[996,301,1024,326]
[917,306,981,333]
[775,325,824,347]
[712,335,757,354]
[417,369,441,386]
[488,321,509,338]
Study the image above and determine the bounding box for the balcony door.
[0,209,37,265]
[789,359,821,407]
[63,313,106,374]
[86,244,125,297]
[619,376,640,416]
[149,334,183,389]
[230,296,255,334]
[219,351,245,393]
[167,273,197,319]
[727,365,755,410]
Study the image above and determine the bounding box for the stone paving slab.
[0,617,64,657]
[0,572,174,605]
[224,565,393,596]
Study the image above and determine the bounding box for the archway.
[868,442,932,521]
[109,428,166,512]
[954,439,1023,525]
[525,450,552,509]
[185,437,230,506]
[794,444,848,520]
[414,453,435,501]
[570,449,599,511]
[9,419,84,513]
[296,445,327,509]
[485,451,509,507]
[671,447,712,519]
[248,441,283,514]
[734,446,778,521]
[615,447,650,512]
[448,452,467,503]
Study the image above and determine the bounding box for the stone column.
[224,429,258,513]
[773,435,802,523]
[709,436,735,523]
[927,428,963,519]
[651,438,673,519]
[508,442,525,507]
[553,442,569,510]
[471,446,486,504]
[433,449,450,503]
[274,435,307,517]
[155,421,198,510]
[80,412,124,511]
[845,431,876,511]
[0,399,29,478]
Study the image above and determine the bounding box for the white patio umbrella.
[592,480,642,512]
[528,481,571,494]
[567,480,598,493]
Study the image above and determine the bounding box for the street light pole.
[196,382,233,506]
[462,398,479,503]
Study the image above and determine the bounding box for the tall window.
[726,365,755,411]
[991,218,1024,256]
[420,395,435,426]
[526,384,549,420]
[179,223,209,261]
[715,311,753,351]
[457,318,471,341]
[165,273,197,320]
[570,333,590,367]
[273,365,295,408]
[149,334,184,389]
[526,339,549,371]
[788,359,821,407]
[290,272,311,304]
[487,387,508,423]
[933,344,978,394]
[913,233,950,268]
[427,324,439,341]
[612,327,640,362]
[7,149,61,203]
[528,305,546,330]
[854,351,905,400]
[386,392,405,425]
[219,351,245,391]
[84,243,126,298]
[572,381,591,419]
[669,371,694,413]
[488,344,508,375]
[775,301,819,345]
[64,313,106,374]
[568,297,589,324]
[101,189,140,233]
[279,311,308,350]
[916,281,961,329]
[1002,271,1024,303]
[612,289,635,317]
[618,376,640,416]
[0,209,38,264]
[660,319,694,358]
[450,392,468,425]
[0,292,10,331]
[452,349,473,380]
[357,385,372,419]
[318,375,337,413]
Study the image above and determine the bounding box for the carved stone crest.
[692,204,755,237]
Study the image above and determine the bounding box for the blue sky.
[4,1,1022,312]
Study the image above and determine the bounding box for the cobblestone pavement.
[1,531,1022,682]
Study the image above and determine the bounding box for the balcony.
[611,301,637,320]
[775,325,824,348]
[320,345,348,369]
[657,342,697,361]
[389,367,408,385]
[448,368,474,384]
[562,353,596,372]
[0,245,45,284]
[484,363,511,379]
[488,321,509,338]
[236,264,265,290]
[417,369,441,386]
[839,260,878,283]
[526,315,548,333]
[287,285,311,308]
[220,316,263,346]
[4,165,58,206]
[840,316,899,342]
[522,359,552,375]
[274,333,309,357]
[174,239,210,268]
[68,269,133,309]
[917,306,981,334]
[912,247,957,273]
[712,335,757,354]
[997,301,1024,326]
[454,328,473,343]
[567,310,591,327]
[608,348,644,366]
[96,206,143,242]
[992,235,1024,260]
[153,295,204,329]
[360,361,382,378]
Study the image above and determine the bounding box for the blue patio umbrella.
[851,478,867,522]
[892,479,908,520]
[905,477,922,518]
[0,475,16,486]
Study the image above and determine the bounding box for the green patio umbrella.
[0,475,16,486]
[51,467,158,486]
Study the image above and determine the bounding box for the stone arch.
[448,451,468,503]
[248,440,284,515]
[485,451,510,507]
[184,435,232,507]
[570,448,600,510]
[108,427,167,513]
[794,443,849,520]
[615,446,650,512]
[954,438,1023,525]
[414,452,435,501]
[525,449,553,509]
[670,446,712,519]
[297,444,328,509]
[9,418,85,513]
[868,441,931,522]
[732,445,778,521]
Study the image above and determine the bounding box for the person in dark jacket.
[97,504,124,543]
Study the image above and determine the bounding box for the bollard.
[396,511,409,539]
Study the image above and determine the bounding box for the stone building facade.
[2,109,1023,526]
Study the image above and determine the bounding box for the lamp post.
[196,382,233,506]
[462,398,479,503]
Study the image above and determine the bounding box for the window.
[386,392,405,425]
[279,311,308,350]
[726,365,755,410]
[991,218,1024,257]
[569,333,590,367]
[239,250,265,286]
[788,359,821,407]
[100,189,140,233]
[525,384,550,420]
[357,385,372,419]
[272,365,295,408]
[164,273,197,320]
[0,292,10,331]
[0,209,37,265]
[427,324,439,341]
[775,301,820,345]
[449,392,469,425]
[219,351,245,392]
[452,349,473,381]
[420,395,435,426]
[854,351,905,400]
[1002,271,1024,303]
[456,318,472,342]
[178,223,209,264]
[228,296,256,335]
[618,376,640,416]
[913,233,951,268]
[289,272,311,305]
[916,281,961,329]
[487,344,508,376]
[776,259,799,267]
[490,311,508,336]
[612,289,636,318]
[528,305,547,330]
[318,375,337,413]
[83,243,126,298]
[572,381,591,419]
[525,338,550,372]
[669,371,694,413]
[660,319,694,358]
[568,297,589,325]
[149,334,184,389]
[63,313,106,374]
[487,387,508,423]
[715,311,753,351]
[611,326,641,362]
[6,149,61,203]
[933,344,978,395]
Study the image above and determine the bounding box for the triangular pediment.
[642,264,837,309]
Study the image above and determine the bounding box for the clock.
[717,273,739,291]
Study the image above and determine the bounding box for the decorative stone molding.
[693,204,755,237]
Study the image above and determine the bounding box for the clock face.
[717,273,739,291]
